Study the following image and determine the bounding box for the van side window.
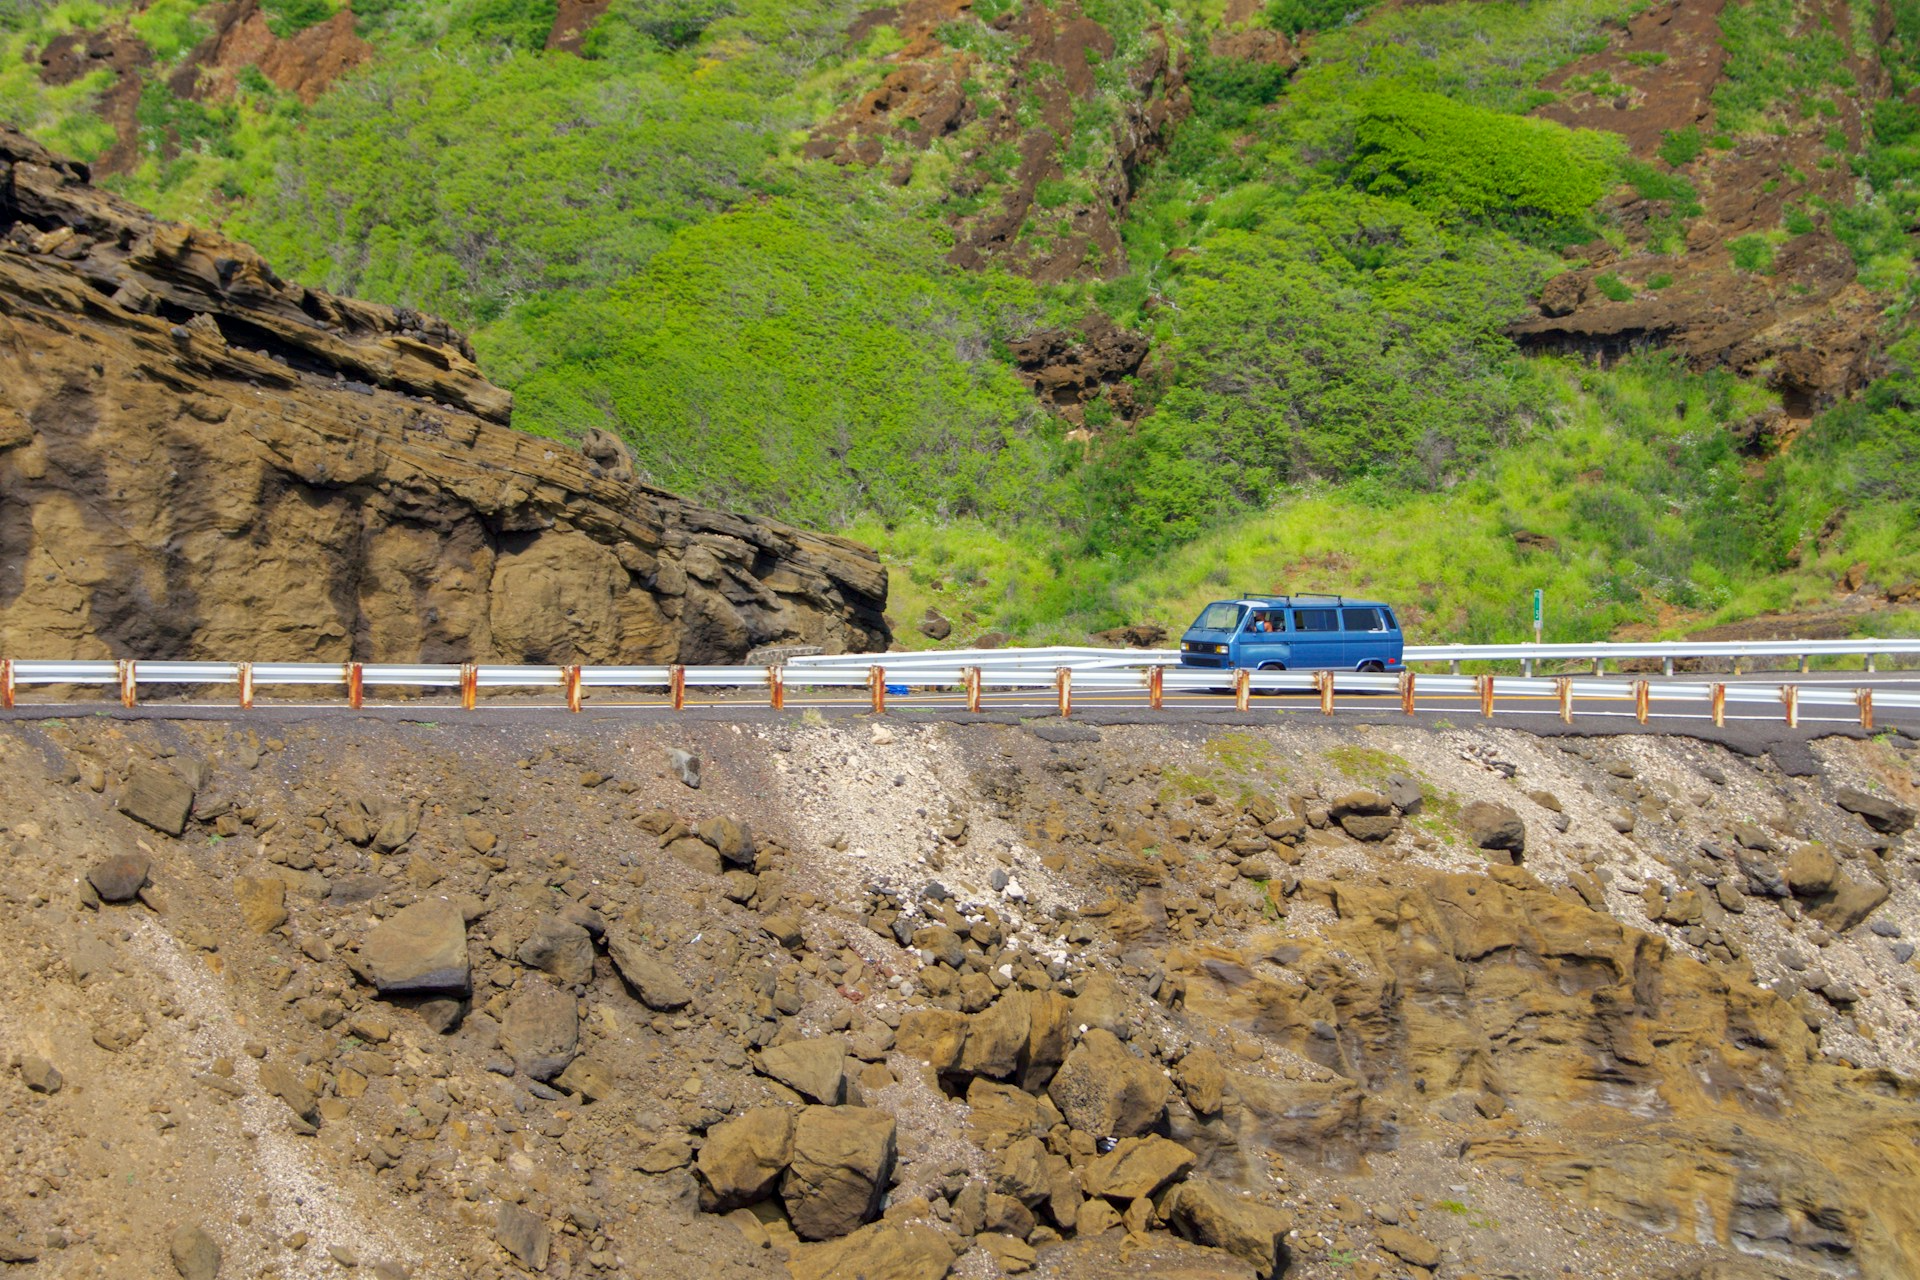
[1295,608,1338,632]
[1342,607,1386,632]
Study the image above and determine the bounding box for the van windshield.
[1194,602,1245,632]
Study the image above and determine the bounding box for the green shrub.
[1728,234,1775,273]
[1647,272,1673,289]
[1657,126,1704,167]
[1782,204,1815,235]
[1625,50,1668,67]
[1594,273,1634,300]
[261,0,333,39]
[1347,88,1620,237]
[1618,159,1703,215]
[1266,0,1370,37]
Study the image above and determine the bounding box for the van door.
[1341,605,1391,669]
[1288,607,1342,669]
[1236,609,1289,668]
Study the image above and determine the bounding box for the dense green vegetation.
[2,0,1918,648]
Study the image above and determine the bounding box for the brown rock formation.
[547,0,616,53]
[172,0,375,106]
[0,127,887,662]
[1513,0,1893,413]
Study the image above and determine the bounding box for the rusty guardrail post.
[965,667,983,713]
[460,663,478,711]
[118,659,137,708]
[768,665,784,711]
[1400,671,1415,716]
[564,664,583,713]
[669,664,686,711]
[1557,677,1573,724]
[238,661,254,710]
[1057,667,1072,718]
[1147,665,1163,710]
[1782,684,1799,729]
[2,657,14,710]
[869,666,886,715]
[1858,688,1874,731]
[1478,673,1494,719]
[1234,668,1251,712]
[347,662,364,709]
[1317,670,1333,716]
[1710,682,1726,727]
[1798,653,1810,675]
[1634,679,1650,725]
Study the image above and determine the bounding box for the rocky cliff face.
[0,127,888,663]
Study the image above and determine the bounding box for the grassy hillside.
[4,0,1919,647]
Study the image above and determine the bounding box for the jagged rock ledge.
[0,126,888,662]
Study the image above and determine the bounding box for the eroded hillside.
[2,713,1917,1279]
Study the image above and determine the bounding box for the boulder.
[500,981,579,1082]
[967,1079,1041,1150]
[1385,774,1424,815]
[990,1135,1051,1207]
[1329,790,1390,818]
[356,899,469,993]
[1459,800,1526,858]
[555,1056,614,1101]
[605,929,693,1010]
[895,1009,969,1073]
[757,1037,849,1105]
[1377,1225,1441,1269]
[667,836,723,875]
[258,1061,317,1122]
[698,816,757,867]
[1080,1136,1195,1200]
[516,917,596,985]
[782,1106,898,1240]
[88,853,151,903]
[233,875,288,934]
[1787,846,1840,897]
[1835,787,1915,835]
[1174,1047,1225,1116]
[786,1222,958,1280]
[1048,1029,1170,1139]
[1807,876,1892,933]
[667,748,702,789]
[19,1055,61,1094]
[1338,814,1400,842]
[121,765,195,836]
[169,1223,221,1280]
[495,1204,550,1271]
[1164,1177,1294,1279]
[698,1105,796,1211]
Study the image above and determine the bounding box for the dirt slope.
[2,712,1916,1279]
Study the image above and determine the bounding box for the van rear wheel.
[1358,661,1386,673]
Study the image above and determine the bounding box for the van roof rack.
[1240,592,1347,606]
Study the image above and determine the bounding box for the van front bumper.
[1178,655,1230,669]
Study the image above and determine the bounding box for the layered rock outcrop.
[0,127,888,662]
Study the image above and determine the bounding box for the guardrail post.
[1557,677,1573,724]
[768,666,784,711]
[1592,657,1604,676]
[1798,654,1810,675]
[1478,673,1495,719]
[1711,683,1726,727]
[670,664,686,711]
[1522,657,1533,678]
[1449,659,1460,675]
[2,658,13,710]
[1057,667,1073,718]
[1867,653,1878,673]
[460,663,478,711]
[118,659,137,709]
[1634,679,1650,725]
[238,662,255,710]
[1858,688,1874,732]
[1782,684,1799,729]
[1235,668,1252,712]
[966,667,983,714]
[348,661,364,710]
[564,664,583,713]
[1317,671,1333,716]
[1731,656,1742,676]
[1400,671,1415,716]
[1147,665,1163,711]
[1663,656,1675,678]
[869,666,886,715]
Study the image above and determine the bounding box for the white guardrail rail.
[3,644,1919,728]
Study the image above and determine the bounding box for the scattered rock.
[495,1203,550,1271]
[87,853,151,903]
[233,875,288,934]
[1384,774,1424,815]
[606,930,694,1010]
[1080,1135,1195,1200]
[555,1056,614,1101]
[121,765,196,836]
[19,1055,62,1094]
[1048,1029,1170,1139]
[757,1037,849,1105]
[786,1222,958,1280]
[258,1060,317,1123]
[1174,1046,1225,1116]
[1459,801,1526,859]
[355,899,470,993]
[667,748,702,789]
[500,981,580,1082]
[782,1105,898,1240]
[517,917,596,985]
[1164,1178,1293,1279]
[1787,846,1840,897]
[699,1105,796,1211]
[698,816,756,867]
[169,1223,221,1280]
[1377,1225,1441,1269]
[1834,787,1915,835]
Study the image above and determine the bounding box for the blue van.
[1178,594,1404,672]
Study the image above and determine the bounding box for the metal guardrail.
[3,655,1916,729]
